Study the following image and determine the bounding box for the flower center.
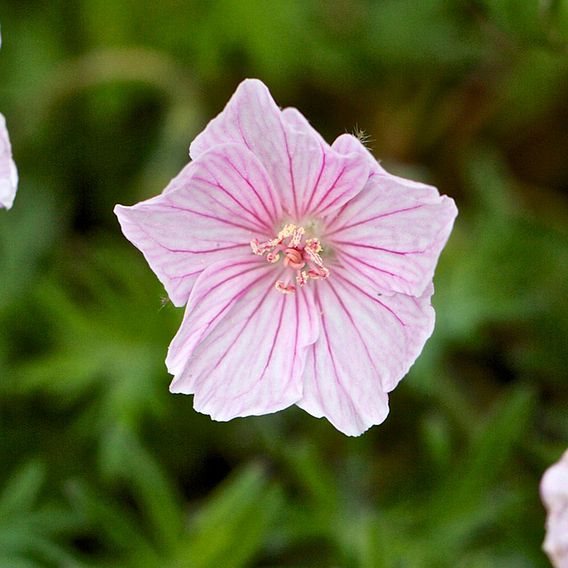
[250,223,330,294]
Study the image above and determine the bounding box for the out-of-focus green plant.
[0,461,81,567]
[16,242,180,478]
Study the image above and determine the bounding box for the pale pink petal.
[115,143,280,306]
[332,133,387,175]
[281,107,326,144]
[541,449,568,568]
[189,79,370,220]
[291,135,370,220]
[329,135,457,297]
[190,79,282,160]
[323,171,457,297]
[166,255,272,375]
[168,256,320,421]
[332,133,448,200]
[162,159,196,194]
[282,115,383,215]
[0,113,18,210]
[297,270,435,436]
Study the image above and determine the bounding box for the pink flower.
[541,450,568,567]
[0,114,18,210]
[115,79,457,436]
[0,31,18,210]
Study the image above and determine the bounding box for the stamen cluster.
[250,224,330,294]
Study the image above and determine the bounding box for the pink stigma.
[250,224,330,294]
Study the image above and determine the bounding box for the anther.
[266,251,280,263]
[250,223,330,294]
[296,270,308,287]
[275,281,296,294]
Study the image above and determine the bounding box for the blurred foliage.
[0,0,567,566]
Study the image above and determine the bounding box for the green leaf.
[0,460,45,517]
[67,480,153,556]
[119,438,184,554]
[183,463,283,568]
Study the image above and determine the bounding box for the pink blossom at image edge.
[114,78,458,436]
[0,28,18,210]
[542,449,568,568]
[0,113,18,210]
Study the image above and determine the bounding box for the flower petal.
[297,272,435,436]
[332,133,386,175]
[324,171,457,297]
[541,449,568,568]
[0,114,18,210]
[190,79,283,161]
[168,256,320,421]
[281,107,326,144]
[115,142,280,306]
[190,79,370,220]
[292,136,370,220]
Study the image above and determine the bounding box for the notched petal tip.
[170,374,298,424]
[299,398,390,437]
[192,388,303,423]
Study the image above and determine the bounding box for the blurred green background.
[1,1,567,566]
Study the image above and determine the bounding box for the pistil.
[250,223,330,294]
